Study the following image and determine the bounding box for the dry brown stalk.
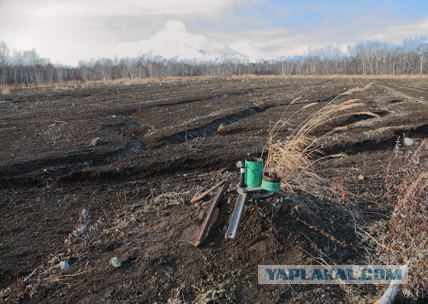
[376,140,427,299]
[264,98,373,197]
[297,218,348,248]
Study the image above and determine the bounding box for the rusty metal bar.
[191,180,226,203]
[194,181,229,246]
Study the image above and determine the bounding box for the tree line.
[0,38,427,86]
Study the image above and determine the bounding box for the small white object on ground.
[109,256,122,268]
[403,137,414,146]
[217,123,225,132]
[358,174,365,180]
[90,137,103,146]
[59,260,70,272]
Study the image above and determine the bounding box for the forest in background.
[0,38,427,85]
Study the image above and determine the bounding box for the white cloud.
[365,17,428,42]
[217,28,330,60]
[0,0,251,64]
[1,0,247,18]
[222,17,428,60]
[0,0,426,65]
[3,20,241,65]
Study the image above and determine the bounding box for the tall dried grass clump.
[376,140,427,299]
[264,98,368,197]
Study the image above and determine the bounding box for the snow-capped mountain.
[112,20,248,62]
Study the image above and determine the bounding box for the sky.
[0,0,427,65]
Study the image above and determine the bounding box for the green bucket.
[261,175,281,192]
[245,158,263,188]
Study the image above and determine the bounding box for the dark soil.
[0,76,427,303]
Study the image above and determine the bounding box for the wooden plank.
[193,181,229,246]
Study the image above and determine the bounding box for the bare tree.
[0,38,427,86]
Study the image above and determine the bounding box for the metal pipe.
[225,193,247,240]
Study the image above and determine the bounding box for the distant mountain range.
[120,21,249,63]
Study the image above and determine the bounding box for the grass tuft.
[263,98,373,197]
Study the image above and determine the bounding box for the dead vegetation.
[0,87,11,95]
[340,82,374,96]
[264,98,373,198]
[0,75,223,92]
[2,74,427,94]
[369,140,427,300]
[263,88,427,301]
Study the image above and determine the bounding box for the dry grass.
[232,74,428,80]
[340,82,374,95]
[1,87,11,95]
[376,140,427,299]
[0,75,223,91]
[1,74,427,93]
[264,98,371,197]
